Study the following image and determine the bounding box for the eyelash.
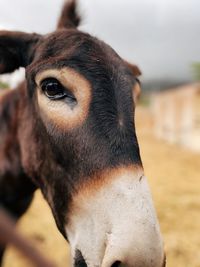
[40,78,76,102]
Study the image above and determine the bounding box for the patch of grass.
[0,80,9,90]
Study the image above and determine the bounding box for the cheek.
[37,91,90,130]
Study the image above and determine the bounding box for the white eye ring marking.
[36,67,92,130]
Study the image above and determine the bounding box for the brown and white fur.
[0,1,165,266]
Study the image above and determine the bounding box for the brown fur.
[57,0,81,29]
[0,0,164,266]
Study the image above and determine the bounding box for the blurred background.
[0,0,200,267]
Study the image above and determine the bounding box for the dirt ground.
[2,107,200,267]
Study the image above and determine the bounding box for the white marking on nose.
[65,167,164,267]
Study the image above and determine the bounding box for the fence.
[0,208,57,267]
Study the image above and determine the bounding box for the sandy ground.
[2,107,200,267]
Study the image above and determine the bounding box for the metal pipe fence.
[0,208,57,267]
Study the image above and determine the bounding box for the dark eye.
[41,78,76,102]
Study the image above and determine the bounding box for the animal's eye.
[41,78,76,101]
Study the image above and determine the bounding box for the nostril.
[111,261,122,267]
[74,249,87,267]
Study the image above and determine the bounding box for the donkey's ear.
[124,60,142,77]
[57,0,81,29]
[0,31,41,74]
[124,61,142,103]
[124,60,142,103]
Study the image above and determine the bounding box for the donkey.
[0,1,165,266]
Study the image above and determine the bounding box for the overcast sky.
[0,0,199,82]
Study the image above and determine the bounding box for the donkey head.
[0,1,165,266]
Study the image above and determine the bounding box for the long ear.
[124,61,142,103]
[0,31,41,74]
[124,60,142,77]
[57,0,81,29]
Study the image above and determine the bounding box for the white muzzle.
[65,167,164,267]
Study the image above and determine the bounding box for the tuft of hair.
[57,0,81,29]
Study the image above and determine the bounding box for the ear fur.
[124,60,142,103]
[124,60,142,77]
[57,0,81,29]
[0,31,41,74]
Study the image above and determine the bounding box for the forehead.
[34,29,118,63]
[28,29,134,84]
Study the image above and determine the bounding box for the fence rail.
[0,208,57,267]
